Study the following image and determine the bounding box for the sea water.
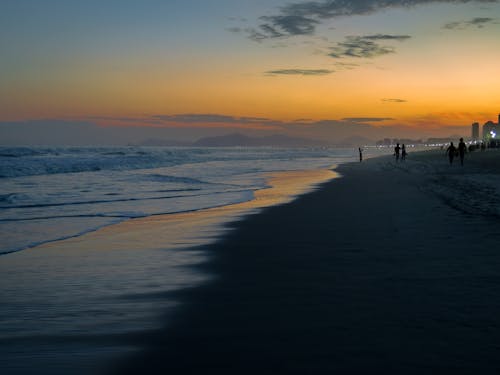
[0,146,358,254]
[0,146,360,373]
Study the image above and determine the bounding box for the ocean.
[0,146,362,373]
[0,146,360,255]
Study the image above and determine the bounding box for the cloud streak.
[382,98,408,103]
[443,17,497,29]
[82,113,396,131]
[154,114,280,125]
[328,34,411,59]
[250,0,497,39]
[342,117,394,122]
[265,69,334,76]
[3,113,470,146]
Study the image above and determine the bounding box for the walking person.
[458,138,467,166]
[401,144,407,161]
[394,143,401,162]
[358,147,363,162]
[446,141,456,165]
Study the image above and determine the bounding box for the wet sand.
[110,149,500,374]
[0,168,336,374]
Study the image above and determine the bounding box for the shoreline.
[0,166,340,374]
[109,148,500,374]
[4,148,500,373]
[0,167,338,257]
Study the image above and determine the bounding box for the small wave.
[0,147,187,178]
[0,153,20,158]
[0,190,256,255]
[101,151,127,156]
[0,194,14,203]
[0,147,48,158]
[143,174,211,184]
[156,188,202,193]
[0,193,29,204]
[0,195,176,210]
[0,188,251,210]
[0,217,125,256]
[0,213,135,222]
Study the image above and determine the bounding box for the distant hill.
[192,133,328,147]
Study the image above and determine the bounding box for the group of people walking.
[394,143,407,162]
[365,138,469,165]
[446,138,467,166]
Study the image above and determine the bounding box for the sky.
[1,0,500,145]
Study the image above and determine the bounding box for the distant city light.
[491,130,497,139]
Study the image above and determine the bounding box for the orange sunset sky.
[1,0,499,144]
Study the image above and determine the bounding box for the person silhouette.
[358,147,363,162]
[401,144,407,161]
[458,138,467,166]
[446,142,456,165]
[394,143,401,162]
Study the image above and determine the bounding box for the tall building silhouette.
[472,122,479,140]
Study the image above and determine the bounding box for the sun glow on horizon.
[1,1,499,141]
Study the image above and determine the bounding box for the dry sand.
[109,148,500,374]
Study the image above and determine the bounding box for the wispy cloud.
[328,34,411,59]
[2,113,480,146]
[333,62,360,70]
[226,27,243,33]
[382,98,408,103]
[362,34,412,41]
[154,114,279,125]
[85,114,286,131]
[248,0,497,39]
[0,117,393,146]
[443,17,497,29]
[227,17,248,22]
[76,113,479,142]
[261,15,318,37]
[85,113,396,130]
[265,68,334,76]
[342,117,394,122]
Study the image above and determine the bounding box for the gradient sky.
[1,0,500,144]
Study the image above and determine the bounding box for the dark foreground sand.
[111,150,500,374]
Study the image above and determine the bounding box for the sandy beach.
[107,148,500,374]
[3,2,499,373]
[3,148,500,374]
[0,166,337,374]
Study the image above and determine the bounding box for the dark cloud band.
[251,0,497,39]
[342,117,394,122]
[265,69,334,76]
[329,34,411,59]
[154,114,281,126]
[382,98,408,103]
[443,17,497,29]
